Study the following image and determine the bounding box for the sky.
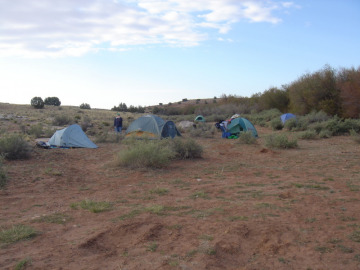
[0,0,359,109]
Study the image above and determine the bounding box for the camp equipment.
[226,117,258,137]
[280,113,296,124]
[48,124,98,148]
[125,115,181,139]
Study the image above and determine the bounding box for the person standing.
[114,113,123,133]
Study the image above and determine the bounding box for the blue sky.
[0,0,359,109]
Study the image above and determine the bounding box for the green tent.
[125,114,181,139]
[226,117,258,137]
[194,115,205,122]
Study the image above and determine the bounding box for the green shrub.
[95,132,121,143]
[265,134,298,149]
[52,115,73,126]
[237,131,257,145]
[0,157,7,189]
[0,134,31,160]
[170,137,203,159]
[270,118,283,130]
[318,129,332,138]
[116,140,175,168]
[14,257,32,270]
[28,123,43,138]
[44,97,61,106]
[30,97,44,109]
[190,122,216,138]
[297,130,318,140]
[284,118,297,131]
[80,103,91,110]
[71,199,113,213]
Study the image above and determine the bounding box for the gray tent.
[125,115,181,139]
[48,124,98,148]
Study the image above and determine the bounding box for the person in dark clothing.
[114,113,123,133]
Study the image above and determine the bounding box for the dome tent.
[280,113,296,124]
[194,115,205,122]
[226,117,258,138]
[125,115,181,139]
[47,124,98,148]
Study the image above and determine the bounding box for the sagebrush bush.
[190,122,216,138]
[116,140,175,168]
[284,118,297,131]
[28,123,43,138]
[0,134,31,160]
[318,129,332,138]
[270,118,283,130]
[52,115,73,126]
[170,137,203,159]
[297,130,318,140]
[95,132,122,143]
[265,134,298,149]
[237,131,257,145]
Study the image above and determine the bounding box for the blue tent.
[280,113,296,124]
[48,124,98,148]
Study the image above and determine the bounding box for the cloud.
[0,0,297,57]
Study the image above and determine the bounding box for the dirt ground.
[1,125,360,270]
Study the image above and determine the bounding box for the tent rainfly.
[47,124,98,148]
[125,114,181,139]
[226,117,258,137]
[194,115,205,122]
[280,113,296,124]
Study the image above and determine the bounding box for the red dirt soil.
[1,127,360,269]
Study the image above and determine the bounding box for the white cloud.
[0,0,297,58]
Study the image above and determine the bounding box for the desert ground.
[1,104,360,269]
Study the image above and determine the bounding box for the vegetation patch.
[0,225,37,245]
[14,257,32,270]
[0,134,32,160]
[265,134,298,149]
[70,199,113,213]
[31,213,72,224]
[237,131,257,145]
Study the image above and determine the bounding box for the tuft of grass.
[71,199,113,213]
[146,242,158,252]
[0,224,37,245]
[149,188,169,196]
[190,191,210,200]
[14,257,32,270]
[0,134,32,160]
[265,134,298,149]
[348,230,360,242]
[270,118,283,130]
[237,131,257,145]
[31,213,72,224]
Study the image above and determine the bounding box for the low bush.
[95,132,122,143]
[237,131,257,145]
[297,130,318,140]
[0,134,31,160]
[170,137,203,159]
[265,134,298,149]
[190,123,216,138]
[28,123,43,138]
[52,115,73,126]
[270,118,283,130]
[318,129,332,138]
[116,139,175,168]
[284,118,297,131]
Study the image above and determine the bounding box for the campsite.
[1,102,360,270]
